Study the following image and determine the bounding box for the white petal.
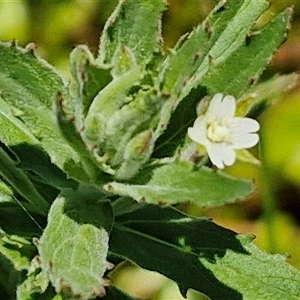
[187,116,208,145]
[207,93,223,115]
[207,143,236,169]
[231,133,259,149]
[229,117,260,149]
[229,117,260,135]
[207,143,225,169]
[208,94,236,122]
[221,95,236,119]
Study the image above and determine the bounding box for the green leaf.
[37,185,114,299]
[202,8,293,96]
[236,73,299,118]
[0,232,36,298]
[0,178,14,203]
[17,256,54,300]
[70,45,112,121]
[82,65,159,180]
[98,0,166,65]
[0,42,87,181]
[110,203,300,300]
[153,86,207,158]
[55,91,112,184]
[0,230,35,271]
[105,161,253,206]
[0,95,38,146]
[0,146,49,215]
[82,65,141,149]
[0,203,45,237]
[11,144,77,191]
[110,203,245,300]
[200,235,300,300]
[0,167,46,236]
[159,0,269,97]
[155,0,269,142]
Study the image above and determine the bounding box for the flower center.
[206,121,230,143]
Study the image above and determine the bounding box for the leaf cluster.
[0,0,299,299]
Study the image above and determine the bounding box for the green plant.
[0,0,299,299]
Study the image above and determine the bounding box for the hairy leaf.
[98,0,166,65]
[0,42,88,182]
[237,73,299,118]
[201,235,300,300]
[160,0,269,97]
[105,161,253,206]
[37,186,114,299]
[70,45,112,122]
[202,8,293,96]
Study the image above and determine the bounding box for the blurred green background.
[1,1,300,299]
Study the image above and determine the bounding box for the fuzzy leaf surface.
[105,161,253,206]
[159,0,268,98]
[237,73,299,118]
[98,0,166,65]
[202,8,293,96]
[0,42,87,181]
[70,45,112,121]
[201,235,300,300]
[37,186,113,299]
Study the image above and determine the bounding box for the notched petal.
[207,143,225,169]
[188,116,208,145]
[208,93,236,122]
[230,117,260,134]
[232,133,259,149]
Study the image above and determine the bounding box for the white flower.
[188,93,260,169]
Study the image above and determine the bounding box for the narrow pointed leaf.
[202,8,293,96]
[55,92,112,184]
[12,144,78,191]
[0,147,49,215]
[237,73,299,118]
[0,203,45,237]
[160,0,269,98]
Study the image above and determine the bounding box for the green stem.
[260,143,277,253]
